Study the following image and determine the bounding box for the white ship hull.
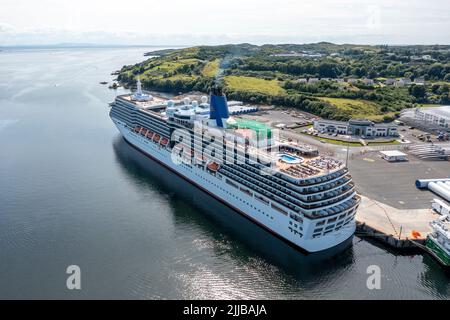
[112,118,355,252]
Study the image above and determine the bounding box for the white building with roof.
[380,150,408,162]
[313,119,398,137]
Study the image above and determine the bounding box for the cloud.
[0,23,16,33]
[0,0,449,45]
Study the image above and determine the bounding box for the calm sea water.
[0,47,449,299]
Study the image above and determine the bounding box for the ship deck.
[120,94,168,106]
[275,154,344,179]
[121,93,345,180]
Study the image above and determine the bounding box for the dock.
[355,196,439,249]
[347,150,450,251]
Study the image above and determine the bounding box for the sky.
[1,0,450,46]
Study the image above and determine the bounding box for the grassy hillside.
[118,43,450,121]
[224,76,285,95]
[318,97,397,121]
[202,59,220,78]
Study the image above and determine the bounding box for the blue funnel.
[209,92,229,127]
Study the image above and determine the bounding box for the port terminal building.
[313,118,398,137]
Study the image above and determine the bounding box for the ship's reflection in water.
[112,136,356,298]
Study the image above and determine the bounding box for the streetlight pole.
[345,142,350,168]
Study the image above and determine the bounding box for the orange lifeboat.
[153,134,161,143]
[146,131,154,139]
[207,162,220,172]
[134,126,141,133]
[141,128,148,136]
[411,230,421,239]
[160,137,169,146]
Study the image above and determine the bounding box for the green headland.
[117,43,450,122]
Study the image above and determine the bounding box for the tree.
[317,62,339,78]
[368,70,378,79]
[409,85,426,99]
[427,63,444,79]
[431,84,440,94]
[440,93,450,104]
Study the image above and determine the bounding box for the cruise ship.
[109,79,360,252]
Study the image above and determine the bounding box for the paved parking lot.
[349,152,450,209]
[239,108,313,127]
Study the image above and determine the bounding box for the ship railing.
[221,167,360,220]
[222,165,355,212]
[240,163,348,194]
[219,168,296,213]
[301,176,351,195]
[231,163,350,197]
[308,195,360,220]
[305,188,356,209]
[226,164,354,207]
[222,166,304,208]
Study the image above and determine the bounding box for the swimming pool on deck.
[279,154,303,164]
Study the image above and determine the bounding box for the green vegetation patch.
[318,97,381,118]
[224,76,286,95]
[202,59,220,78]
[315,136,363,146]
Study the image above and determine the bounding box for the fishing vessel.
[109,79,360,252]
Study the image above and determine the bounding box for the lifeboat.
[146,131,154,139]
[153,134,161,143]
[160,137,169,146]
[141,128,148,136]
[411,230,421,239]
[207,162,220,172]
[134,126,141,133]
